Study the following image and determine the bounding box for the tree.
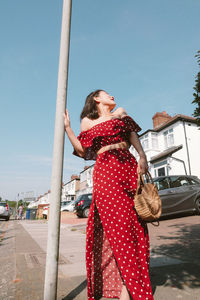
[8,201,18,208]
[192,50,200,127]
[17,200,24,207]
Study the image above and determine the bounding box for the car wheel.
[83,208,90,218]
[195,198,200,214]
[76,213,83,218]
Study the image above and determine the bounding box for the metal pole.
[44,1,72,299]
[182,120,191,175]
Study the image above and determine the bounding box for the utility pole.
[15,193,20,219]
[43,1,72,299]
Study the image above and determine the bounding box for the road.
[0,214,200,300]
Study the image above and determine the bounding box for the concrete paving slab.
[21,220,87,277]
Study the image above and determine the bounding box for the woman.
[64,90,154,300]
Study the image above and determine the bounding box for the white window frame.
[163,128,174,148]
[140,133,149,150]
[151,132,158,150]
[153,160,168,177]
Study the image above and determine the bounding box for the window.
[169,176,190,188]
[151,132,158,149]
[158,167,165,176]
[164,128,174,148]
[140,134,149,150]
[153,160,168,177]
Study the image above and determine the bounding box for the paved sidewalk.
[0,219,87,300]
[148,215,200,300]
[0,215,200,299]
[0,220,16,299]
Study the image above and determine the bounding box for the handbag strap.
[136,171,156,195]
[136,173,144,195]
[145,171,154,184]
[137,171,152,185]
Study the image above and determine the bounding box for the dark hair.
[80,89,103,120]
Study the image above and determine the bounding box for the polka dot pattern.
[75,116,154,300]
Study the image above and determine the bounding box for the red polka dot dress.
[74,116,154,300]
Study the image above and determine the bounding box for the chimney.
[152,111,172,129]
[71,174,79,180]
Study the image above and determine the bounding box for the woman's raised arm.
[64,109,85,157]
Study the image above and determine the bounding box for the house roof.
[80,163,95,174]
[63,177,80,186]
[150,145,183,163]
[140,114,196,137]
[38,204,49,208]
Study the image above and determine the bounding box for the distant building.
[62,175,80,202]
[28,191,50,208]
[130,111,200,178]
[76,165,95,196]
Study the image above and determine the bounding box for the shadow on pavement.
[0,235,14,242]
[62,279,87,300]
[159,211,196,221]
[150,223,200,293]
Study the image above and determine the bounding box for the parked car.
[0,202,10,221]
[74,193,93,218]
[61,200,71,207]
[153,175,200,217]
[61,200,76,212]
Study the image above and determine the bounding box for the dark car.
[74,193,93,218]
[0,202,10,221]
[153,175,200,217]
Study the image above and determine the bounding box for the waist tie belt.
[97,141,129,155]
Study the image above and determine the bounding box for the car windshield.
[74,194,92,204]
[153,177,170,191]
[74,195,83,204]
[66,200,74,205]
[0,203,7,207]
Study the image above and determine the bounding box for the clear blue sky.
[0,0,199,200]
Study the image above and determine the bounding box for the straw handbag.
[134,171,162,222]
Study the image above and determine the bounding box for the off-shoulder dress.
[74,116,154,300]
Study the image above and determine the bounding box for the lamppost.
[43,1,72,299]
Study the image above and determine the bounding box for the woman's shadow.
[150,221,200,294]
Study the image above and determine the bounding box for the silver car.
[0,202,10,221]
[153,175,200,217]
[61,200,76,212]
